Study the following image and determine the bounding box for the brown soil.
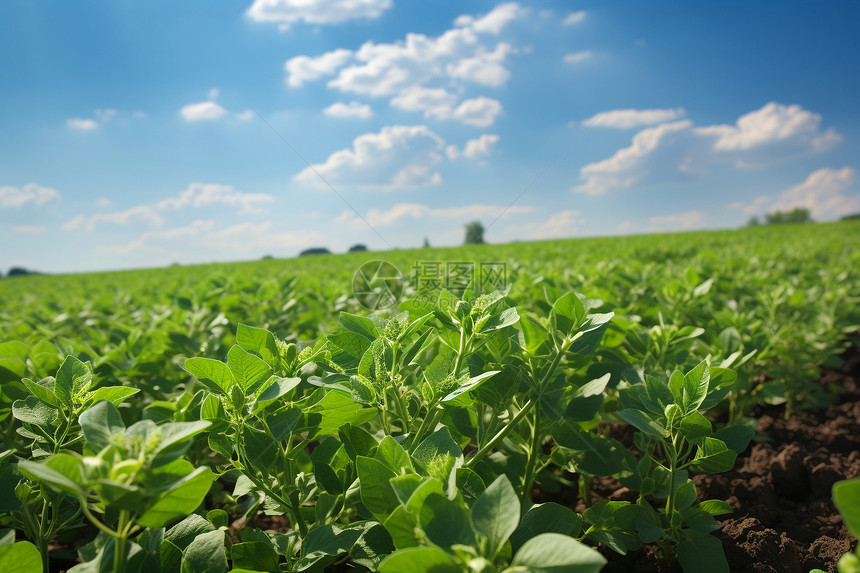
[595,343,860,573]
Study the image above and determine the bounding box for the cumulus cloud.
[295,125,445,191]
[285,49,353,88]
[63,182,274,231]
[180,101,227,121]
[574,103,843,195]
[446,134,500,160]
[246,0,392,26]
[563,50,593,64]
[451,97,503,127]
[99,220,216,254]
[649,210,704,232]
[0,183,61,207]
[324,101,374,119]
[337,202,533,227]
[730,167,858,221]
[286,4,524,127]
[506,210,584,239]
[202,222,326,251]
[584,107,686,129]
[562,11,586,25]
[453,3,527,34]
[67,118,99,130]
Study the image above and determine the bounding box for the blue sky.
[1,0,858,273]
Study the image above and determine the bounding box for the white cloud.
[697,103,841,155]
[295,125,445,191]
[506,210,583,239]
[447,134,500,160]
[96,197,115,208]
[12,225,47,234]
[649,210,704,231]
[0,183,60,207]
[732,167,859,221]
[202,222,327,251]
[285,49,353,88]
[451,97,503,127]
[445,43,512,87]
[324,101,374,119]
[236,109,255,121]
[99,220,216,254]
[562,11,586,25]
[575,103,843,195]
[391,87,458,119]
[338,202,533,227]
[180,101,227,121]
[584,107,686,129]
[94,108,117,121]
[563,50,593,64]
[63,183,274,231]
[453,3,527,35]
[289,4,521,127]
[208,88,220,99]
[246,0,392,26]
[67,118,99,130]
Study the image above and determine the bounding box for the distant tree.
[464,221,485,245]
[840,212,860,221]
[747,216,760,227]
[423,237,430,248]
[7,267,38,277]
[299,247,331,257]
[764,208,811,225]
[262,254,274,260]
[348,244,368,253]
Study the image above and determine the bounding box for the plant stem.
[112,511,129,573]
[520,403,542,501]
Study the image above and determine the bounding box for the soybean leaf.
[184,358,235,395]
[378,546,461,573]
[441,370,500,406]
[0,540,42,573]
[712,424,754,455]
[412,427,463,473]
[55,356,92,406]
[181,530,226,573]
[138,467,216,529]
[79,400,126,452]
[231,541,280,572]
[508,533,606,573]
[22,378,60,408]
[86,386,139,406]
[236,323,279,366]
[679,412,712,444]
[418,493,475,550]
[357,456,399,518]
[509,503,583,554]
[677,533,729,573]
[832,476,860,539]
[616,409,669,439]
[19,456,85,498]
[471,475,519,558]
[691,438,737,474]
[375,436,414,474]
[227,345,273,392]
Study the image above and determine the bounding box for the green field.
[1,221,859,573]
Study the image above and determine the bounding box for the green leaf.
[0,541,42,573]
[550,292,585,337]
[253,376,301,411]
[691,438,737,474]
[833,476,860,539]
[698,500,734,516]
[357,456,399,518]
[55,356,92,406]
[231,541,280,572]
[22,378,60,408]
[712,424,754,455]
[184,358,235,395]
[18,456,85,498]
[566,374,610,421]
[339,313,379,341]
[165,514,215,550]
[616,409,669,438]
[227,345,273,392]
[412,427,463,472]
[150,420,211,466]
[375,436,414,474]
[671,361,710,414]
[679,412,712,444]
[418,493,475,550]
[298,524,363,571]
[181,530,226,573]
[509,503,583,554]
[441,370,500,406]
[85,386,139,406]
[236,323,279,366]
[79,400,126,451]
[677,534,728,573]
[138,467,216,529]
[378,546,462,573]
[470,475,520,558]
[482,307,520,332]
[519,315,549,355]
[509,533,606,573]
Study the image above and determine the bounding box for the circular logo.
[352,260,403,311]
